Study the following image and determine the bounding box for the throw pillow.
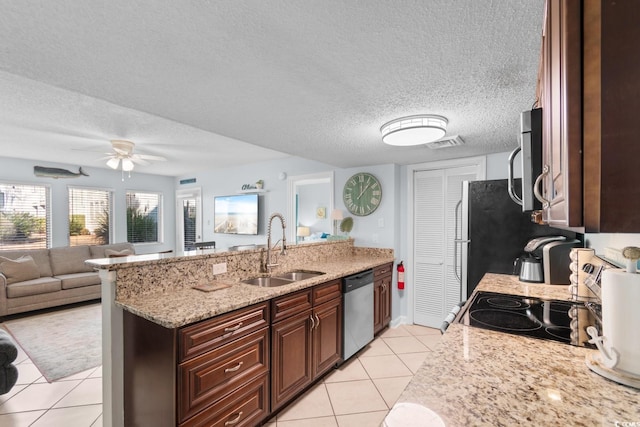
[0,256,40,285]
[105,249,133,258]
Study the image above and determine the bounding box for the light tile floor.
[0,324,441,426]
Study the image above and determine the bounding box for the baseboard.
[389,315,408,328]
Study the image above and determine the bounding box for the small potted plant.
[255,179,264,189]
[340,217,353,235]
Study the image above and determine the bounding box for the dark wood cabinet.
[123,279,344,425]
[374,263,392,335]
[537,0,640,232]
[271,308,313,410]
[312,297,342,378]
[124,302,270,427]
[538,0,582,228]
[270,280,342,411]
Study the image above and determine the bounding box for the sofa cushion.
[90,243,135,259]
[0,256,40,285]
[56,272,101,290]
[0,249,52,278]
[6,277,61,298]
[49,246,94,276]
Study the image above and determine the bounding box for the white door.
[176,188,202,252]
[413,166,478,327]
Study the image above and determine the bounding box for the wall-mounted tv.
[214,194,259,235]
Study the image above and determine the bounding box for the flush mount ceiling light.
[380,115,448,146]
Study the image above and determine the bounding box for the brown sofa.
[0,243,134,317]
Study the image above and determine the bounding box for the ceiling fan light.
[380,115,448,146]
[122,158,135,171]
[106,158,120,169]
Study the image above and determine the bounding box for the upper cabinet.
[536,0,640,232]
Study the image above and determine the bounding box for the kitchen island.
[391,273,640,426]
[87,239,394,427]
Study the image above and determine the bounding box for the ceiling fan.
[103,140,167,172]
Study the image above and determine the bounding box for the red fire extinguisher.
[397,261,405,290]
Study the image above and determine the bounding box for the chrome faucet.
[264,212,287,273]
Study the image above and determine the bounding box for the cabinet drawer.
[313,279,341,305]
[180,373,269,427]
[374,263,393,279]
[179,328,269,423]
[179,302,269,362]
[271,289,312,323]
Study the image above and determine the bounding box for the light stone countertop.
[393,273,640,426]
[115,255,393,328]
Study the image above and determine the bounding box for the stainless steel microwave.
[508,108,543,211]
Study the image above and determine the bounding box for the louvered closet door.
[413,166,477,327]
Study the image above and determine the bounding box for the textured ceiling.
[0,0,544,176]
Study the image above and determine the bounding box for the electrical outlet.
[372,233,379,243]
[212,263,227,275]
[378,218,385,228]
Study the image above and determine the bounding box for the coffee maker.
[516,236,581,284]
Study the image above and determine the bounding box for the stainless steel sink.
[274,270,325,281]
[241,277,294,287]
[242,270,325,287]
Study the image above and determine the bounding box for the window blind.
[0,183,50,249]
[126,191,161,243]
[68,187,112,246]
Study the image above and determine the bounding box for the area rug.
[3,303,101,382]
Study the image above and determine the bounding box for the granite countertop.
[115,255,393,328]
[394,273,640,426]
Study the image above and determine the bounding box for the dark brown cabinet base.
[123,279,345,426]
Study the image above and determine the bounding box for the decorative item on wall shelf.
[239,180,267,193]
[316,207,326,219]
[34,166,89,179]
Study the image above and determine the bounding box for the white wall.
[0,157,176,253]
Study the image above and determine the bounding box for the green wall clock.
[343,172,382,216]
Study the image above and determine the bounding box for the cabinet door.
[540,0,582,227]
[374,275,392,335]
[312,298,342,378]
[271,310,313,411]
[373,281,383,334]
[381,279,392,330]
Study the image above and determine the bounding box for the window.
[0,183,50,249]
[126,191,161,243]
[68,187,113,246]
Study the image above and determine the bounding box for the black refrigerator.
[459,179,578,299]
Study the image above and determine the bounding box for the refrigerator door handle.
[453,200,470,283]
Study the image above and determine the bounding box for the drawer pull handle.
[224,361,244,373]
[225,411,243,426]
[224,322,243,333]
[314,314,320,329]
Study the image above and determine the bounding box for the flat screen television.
[214,194,259,235]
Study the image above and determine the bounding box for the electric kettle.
[514,254,544,283]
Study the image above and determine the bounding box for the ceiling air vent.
[424,135,465,149]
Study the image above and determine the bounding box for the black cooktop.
[458,291,601,348]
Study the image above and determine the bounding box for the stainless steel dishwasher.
[342,269,374,360]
